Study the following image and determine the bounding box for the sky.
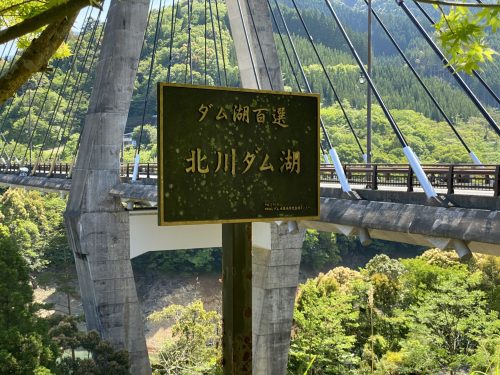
[73,0,174,31]
[0,0,174,60]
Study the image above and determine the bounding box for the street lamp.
[366,0,372,165]
[358,71,366,84]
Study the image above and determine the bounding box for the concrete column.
[253,224,305,374]
[226,1,305,373]
[64,1,151,374]
[226,0,283,91]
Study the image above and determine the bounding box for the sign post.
[222,222,252,373]
[157,83,319,373]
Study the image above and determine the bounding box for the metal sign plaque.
[158,83,319,225]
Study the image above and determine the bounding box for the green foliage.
[301,229,341,271]
[434,5,498,74]
[149,300,222,374]
[48,315,130,375]
[0,0,87,59]
[364,254,405,281]
[132,124,157,150]
[1,1,498,164]
[133,247,221,274]
[397,261,497,372]
[0,202,129,374]
[322,104,500,164]
[0,188,70,273]
[0,223,59,373]
[289,276,359,374]
[288,250,500,374]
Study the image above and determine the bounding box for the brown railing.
[1,162,499,196]
[120,163,159,179]
[320,164,500,196]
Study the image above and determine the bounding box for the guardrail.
[0,162,71,177]
[1,162,499,196]
[321,164,500,196]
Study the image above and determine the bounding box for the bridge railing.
[1,162,499,196]
[320,164,500,196]
[0,162,71,177]
[120,163,159,179]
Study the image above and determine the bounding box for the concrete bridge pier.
[64,0,151,373]
[226,1,305,373]
[253,224,305,374]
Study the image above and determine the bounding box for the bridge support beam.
[64,1,151,374]
[226,1,304,373]
[253,224,305,374]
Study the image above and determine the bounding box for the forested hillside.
[0,0,498,165]
[0,2,499,373]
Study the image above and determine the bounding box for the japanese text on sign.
[158,83,320,225]
[198,103,289,127]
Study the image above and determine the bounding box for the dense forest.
[1,187,498,374]
[0,0,499,374]
[0,0,498,165]
[147,250,500,374]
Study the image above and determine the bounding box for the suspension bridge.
[0,0,499,374]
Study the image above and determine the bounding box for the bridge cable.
[324,0,439,198]
[205,0,208,85]
[133,0,166,181]
[290,0,366,160]
[214,0,228,86]
[3,7,90,164]
[56,15,104,157]
[0,46,23,136]
[56,21,106,169]
[124,0,156,126]
[0,43,8,70]
[413,1,500,106]
[30,7,94,170]
[0,73,43,166]
[270,0,334,153]
[68,15,110,174]
[0,44,18,77]
[122,0,154,135]
[185,0,193,84]
[20,59,63,170]
[29,7,93,163]
[236,0,261,89]
[271,0,353,191]
[0,7,92,168]
[247,2,274,90]
[268,3,302,92]
[18,4,95,170]
[0,44,20,146]
[396,0,499,136]
[8,73,45,165]
[121,0,155,175]
[271,0,336,151]
[364,1,481,164]
[0,41,15,76]
[0,93,18,142]
[268,1,329,163]
[48,11,104,171]
[167,0,180,82]
[208,0,223,85]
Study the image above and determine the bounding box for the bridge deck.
[0,165,499,257]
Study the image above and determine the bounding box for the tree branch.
[414,0,500,8]
[0,0,99,45]
[0,12,78,105]
[0,1,48,15]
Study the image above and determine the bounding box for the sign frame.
[157,82,320,226]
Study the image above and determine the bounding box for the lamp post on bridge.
[367,0,372,165]
[359,0,372,164]
[28,87,32,167]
